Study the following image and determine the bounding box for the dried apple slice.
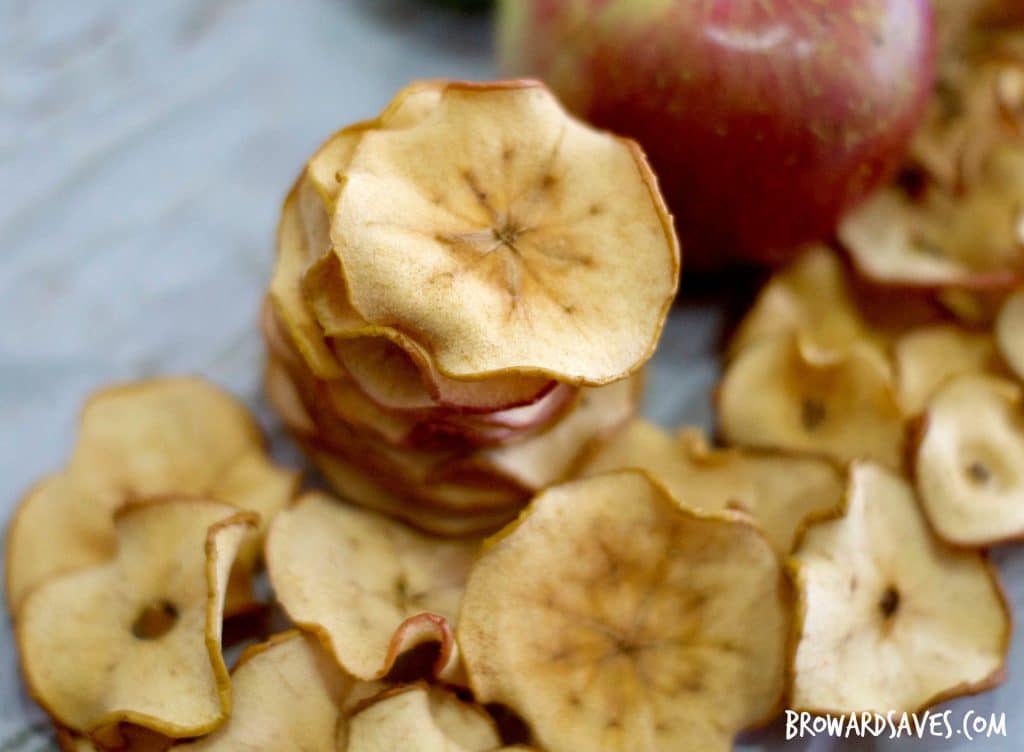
[717,335,905,469]
[330,80,678,385]
[5,378,296,614]
[894,325,998,414]
[17,500,256,741]
[266,492,477,680]
[178,631,351,751]
[457,471,788,752]
[790,462,1010,713]
[996,288,1024,381]
[580,420,842,554]
[307,449,519,537]
[344,684,500,752]
[839,143,1024,289]
[915,374,1024,544]
[729,247,867,357]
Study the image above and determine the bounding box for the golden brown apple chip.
[57,725,172,752]
[915,374,1024,545]
[579,420,842,554]
[790,462,1010,713]
[344,684,502,752]
[330,80,678,385]
[178,631,351,751]
[717,335,906,469]
[839,144,1024,289]
[729,247,867,357]
[266,492,477,680]
[17,500,256,740]
[457,471,789,752]
[996,288,1024,380]
[894,325,998,414]
[6,378,296,614]
[307,449,519,537]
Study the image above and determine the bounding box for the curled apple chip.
[915,374,1024,545]
[729,247,867,357]
[266,492,477,680]
[457,471,789,752]
[331,80,678,385]
[790,462,1010,713]
[894,325,998,414]
[996,288,1024,381]
[580,420,842,554]
[839,143,1024,289]
[717,335,905,469]
[6,378,296,614]
[178,631,351,751]
[344,684,501,752]
[17,500,256,740]
[307,449,519,537]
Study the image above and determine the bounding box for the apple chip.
[458,471,788,752]
[178,631,351,751]
[790,462,1010,713]
[915,374,1024,545]
[839,143,1024,289]
[344,684,501,752]
[996,288,1024,381]
[717,335,905,469]
[580,420,842,554]
[729,246,867,357]
[266,492,477,679]
[17,500,256,740]
[894,325,998,414]
[6,378,296,614]
[308,449,519,537]
[330,80,678,385]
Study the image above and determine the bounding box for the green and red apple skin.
[499,0,936,268]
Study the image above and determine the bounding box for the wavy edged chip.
[894,325,999,414]
[178,631,351,751]
[729,246,867,357]
[5,378,296,614]
[717,335,905,469]
[915,374,1024,545]
[17,500,256,741]
[789,462,1010,713]
[343,683,501,752]
[580,420,842,554]
[266,492,477,680]
[331,80,679,385]
[839,144,1024,290]
[458,471,789,752]
[996,288,1024,381]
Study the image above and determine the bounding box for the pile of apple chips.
[262,80,679,536]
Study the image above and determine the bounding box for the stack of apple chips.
[263,80,680,536]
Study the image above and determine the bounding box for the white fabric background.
[1,1,1020,749]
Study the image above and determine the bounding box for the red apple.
[498,0,936,268]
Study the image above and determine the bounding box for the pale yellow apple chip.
[790,462,1010,713]
[995,288,1024,381]
[266,492,477,680]
[839,143,1024,289]
[6,378,296,614]
[344,684,501,752]
[457,471,789,752]
[894,325,998,414]
[331,80,678,385]
[915,374,1024,545]
[307,449,520,537]
[178,631,351,751]
[580,420,842,554]
[729,246,867,357]
[17,500,256,740]
[717,335,905,469]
